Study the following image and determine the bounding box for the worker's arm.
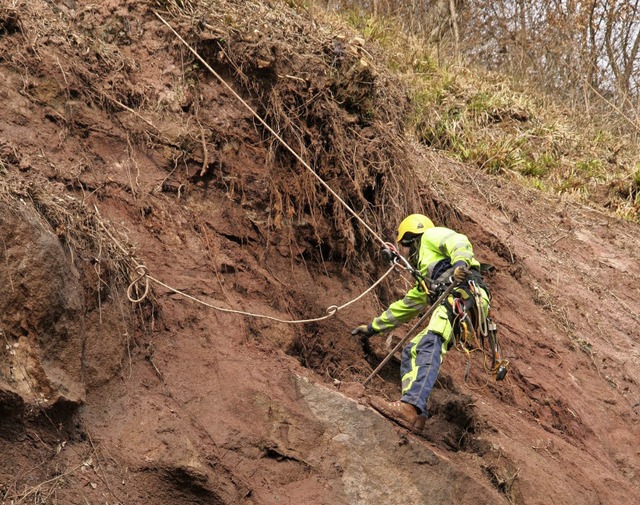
[438,231,480,268]
[370,284,429,333]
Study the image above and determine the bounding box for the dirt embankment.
[1,1,639,504]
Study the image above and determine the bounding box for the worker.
[352,214,490,432]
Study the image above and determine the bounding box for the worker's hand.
[351,324,377,338]
[453,265,470,283]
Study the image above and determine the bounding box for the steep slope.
[1,1,639,504]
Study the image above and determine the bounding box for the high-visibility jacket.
[370,227,481,333]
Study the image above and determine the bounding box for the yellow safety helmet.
[396,214,434,244]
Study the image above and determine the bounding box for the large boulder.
[0,200,85,414]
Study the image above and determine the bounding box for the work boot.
[369,396,426,433]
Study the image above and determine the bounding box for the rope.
[450,287,508,388]
[97,212,395,323]
[470,280,488,337]
[152,10,387,248]
[126,264,149,303]
[145,265,396,324]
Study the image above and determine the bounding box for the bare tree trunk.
[449,0,460,53]
[604,2,623,95]
[620,0,640,102]
[586,0,601,90]
[516,0,528,76]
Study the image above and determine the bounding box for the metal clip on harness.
[381,243,430,294]
[468,279,508,382]
[487,316,508,381]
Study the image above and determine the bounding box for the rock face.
[1,1,639,504]
[295,375,497,505]
[0,201,85,411]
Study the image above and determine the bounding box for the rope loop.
[326,305,339,316]
[127,264,150,303]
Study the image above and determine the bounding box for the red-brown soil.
[1,1,639,504]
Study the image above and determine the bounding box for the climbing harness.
[449,278,509,383]
[378,242,509,384]
[485,314,509,381]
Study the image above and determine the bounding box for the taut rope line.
[147,265,395,324]
[152,10,387,248]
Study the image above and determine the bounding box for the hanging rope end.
[127,264,150,303]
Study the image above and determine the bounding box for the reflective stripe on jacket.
[370,227,481,333]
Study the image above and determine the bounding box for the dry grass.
[0,169,137,298]
[336,8,640,222]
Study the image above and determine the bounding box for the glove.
[351,323,377,338]
[453,265,470,283]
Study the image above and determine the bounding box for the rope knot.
[127,264,150,303]
[326,305,339,316]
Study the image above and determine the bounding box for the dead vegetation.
[0,160,149,318]
[155,0,422,265]
[331,7,640,222]
[0,0,427,279]
[1,0,423,270]
[0,1,639,504]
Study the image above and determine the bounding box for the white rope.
[126,264,149,303]
[100,13,412,323]
[97,213,395,323]
[145,265,396,324]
